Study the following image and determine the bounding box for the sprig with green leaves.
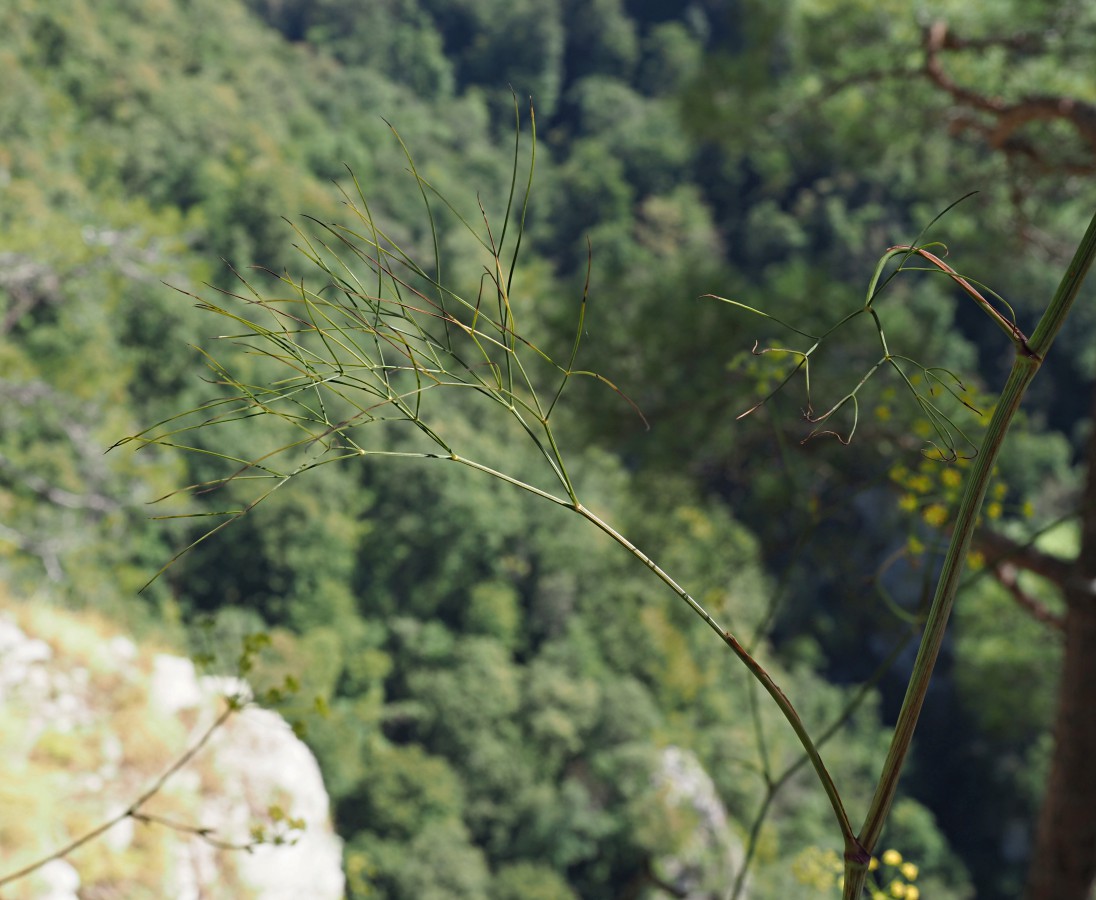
[709,198,1016,459]
[116,104,1096,898]
[840,211,1096,899]
[716,197,1096,897]
[119,103,863,875]
[117,102,642,576]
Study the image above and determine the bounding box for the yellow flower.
[881,849,903,866]
[899,493,918,512]
[1022,500,1035,518]
[905,888,920,900]
[908,474,933,494]
[889,879,907,897]
[900,861,919,881]
[967,550,985,570]
[940,468,962,488]
[907,536,925,556]
[922,503,949,527]
[868,857,880,871]
[986,501,1003,520]
[876,405,893,421]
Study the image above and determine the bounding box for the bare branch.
[0,699,239,889]
[973,527,1073,586]
[923,20,1096,172]
[992,561,1067,631]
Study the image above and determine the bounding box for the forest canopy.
[1,1,1093,898]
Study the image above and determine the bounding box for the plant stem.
[448,455,861,855]
[573,503,857,851]
[0,700,236,888]
[843,208,1096,899]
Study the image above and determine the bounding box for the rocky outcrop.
[0,606,343,899]
[653,745,748,899]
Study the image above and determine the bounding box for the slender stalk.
[445,450,859,847]
[843,208,1096,899]
[0,700,236,888]
[572,502,858,852]
[449,454,571,508]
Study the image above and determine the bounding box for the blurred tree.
[4,1,1066,897]
[420,0,565,121]
[636,21,704,97]
[489,862,578,900]
[246,0,455,100]
[561,0,640,83]
[680,3,1096,896]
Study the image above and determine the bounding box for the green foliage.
[348,819,491,900]
[463,580,522,648]
[561,0,639,82]
[249,0,456,99]
[425,0,566,121]
[636,22,704,96]
[954,578,1061,741]
[343,741,466,841]
[881,800,974,898]
[489,862,578,900]
[6,1,1094,897]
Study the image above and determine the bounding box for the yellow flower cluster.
[792,846,922,898]
[871,849,920,900]
[890,455,1021,562]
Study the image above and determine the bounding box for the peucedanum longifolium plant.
[711,194,1031,461]
[120,105,864,885]
[119,100,1096,900]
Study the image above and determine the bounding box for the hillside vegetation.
[1,1,1093,897]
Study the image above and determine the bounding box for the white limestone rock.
[0,608,344,899]
[653,745,748,899]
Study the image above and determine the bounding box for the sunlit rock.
[653,745,748,899]
[0,606,343,899]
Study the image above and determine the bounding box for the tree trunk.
[1024,386,1096,900]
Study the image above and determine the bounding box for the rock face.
[653,745,748,899]
[0,607,344,899]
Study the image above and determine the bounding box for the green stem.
[0,700,237,887]
[444,452,858,847]
[843,208,1096,899]
[449,454,571,508]
[572,503,857,851]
